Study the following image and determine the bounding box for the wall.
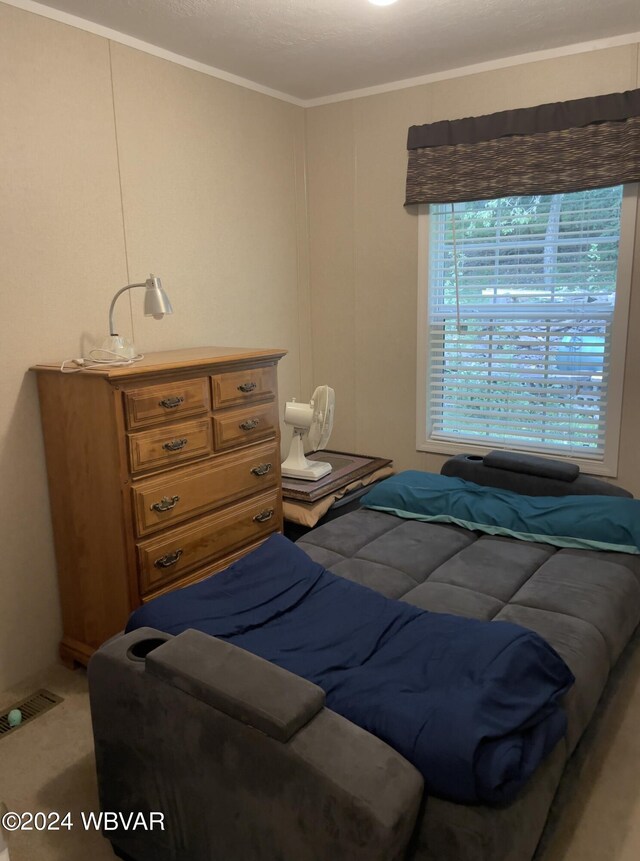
[0,1,310,691]
[306,44,640,493]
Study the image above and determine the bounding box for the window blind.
[427,187,624,459]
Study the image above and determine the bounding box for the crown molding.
[3,0,639,109]
[305,32,640,107]
[2,0,306,106]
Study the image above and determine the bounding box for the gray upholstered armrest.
[147,629,325,742]
[89,628,423,861]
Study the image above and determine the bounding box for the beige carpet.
[1,634,640,861]
[0,665,113,861]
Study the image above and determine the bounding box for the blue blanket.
[127,534,574,805]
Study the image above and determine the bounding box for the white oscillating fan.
[281,386,335,481]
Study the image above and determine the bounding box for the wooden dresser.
[32,346,286,667]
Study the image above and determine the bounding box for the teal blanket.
[361,472,640,554]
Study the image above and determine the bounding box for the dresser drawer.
[137,489,281,595]
[213,402,279,452]
[124,377,210,430]
[128,418,213,474]
[211,365,277,409]
[132,442,279,536]
[140,539,268,601]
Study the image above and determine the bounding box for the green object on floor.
[7,709,22,727]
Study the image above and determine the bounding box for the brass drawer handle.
[154,549,183,569]
[158,395,185,409]
[240,419,259,431]
[162,438,188,452]
[150,495,180,513]
[237,382,257,393]
[251,463,272,477]
[253,509,274,523]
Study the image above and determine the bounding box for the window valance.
[405,89,640,205]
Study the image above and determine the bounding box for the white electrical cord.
[88,348,144,364]
[60,349,144,373]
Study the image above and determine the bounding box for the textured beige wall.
[0,2,309,691]
[108,43,311,404]
[306,45,640,492]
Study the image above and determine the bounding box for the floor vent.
[0,689,63,737]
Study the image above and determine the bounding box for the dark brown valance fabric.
[405,89,640,205]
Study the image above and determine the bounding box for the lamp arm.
[108,282,147,335]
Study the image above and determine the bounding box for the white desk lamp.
[103,274,173,360]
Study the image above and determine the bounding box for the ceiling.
[32,0,640,102]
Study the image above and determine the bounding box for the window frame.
[415,184,638,477]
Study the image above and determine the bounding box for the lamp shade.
[105,273,174,360]
[144,275,173,320]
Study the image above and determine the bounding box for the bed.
[294,455,640,860]
[88,452,640,861]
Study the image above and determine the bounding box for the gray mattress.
[297,509,640,861]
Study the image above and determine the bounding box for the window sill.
[416,437,617,478]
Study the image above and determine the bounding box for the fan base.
[281,459,332,481]
[282,431,332,481]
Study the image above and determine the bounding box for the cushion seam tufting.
[328,559,419,594]
[498,603,611,664]
[401,581,505,616]
[300,516,408,556]
[350,528,477,584]
[298,543,347,563]
[350,558,431,589]
[426,567,544,604]
[407,578,507,605]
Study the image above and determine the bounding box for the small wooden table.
[282,451,394,538]
[281,451,392,502]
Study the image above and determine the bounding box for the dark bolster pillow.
[442,453,633,498]
[483,450,579,481]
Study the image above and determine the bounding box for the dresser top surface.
[32,346,287,379]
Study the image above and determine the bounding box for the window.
[417,186,637,475]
